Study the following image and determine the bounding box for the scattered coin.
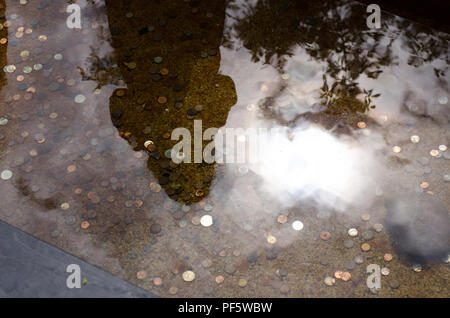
[238,278,247,287]
[182,270,195,282]
[215,275,224,284]
[324,276,335,286]
[81,221,90,229]
[361,243,371,252]
[348,228,358,237]
[357,122,366,129]
[1,169,13,180]
[392,146,401,153]
[267,235,277,244]
[136,271,147,280]
[292,220,304,231]
[439,145,447,152]
[373,223,383,233]
[384,253,393,262]
[277,215,287,224]
[153,277,162,286]
[381,267,390,276]
[430,150,439,157]
[200,214,213,227]
[320,231,331,240]
[410,135,420,143]
[361,214,371,221]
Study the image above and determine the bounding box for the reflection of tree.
[224,0,449,114]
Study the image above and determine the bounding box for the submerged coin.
[430,150,439,157]
[324,276,335,286]
[277,215,288,224]
[384,253,393,262]
[439,145,447,152]
[381,267,390,276]
[182,270,195,282]
[1,169,13,180]
[74,94,86,103]
[200,214,213,227]
[410,135,420,143]
[267,235,277,244]
[348,228,358,237]
[361,243,371,252]
[320,231,331,240]
[136,271,147,280]
[392,146,401,153]
[292,220,304,231]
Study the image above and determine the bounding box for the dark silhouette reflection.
[103,0,237,203]
[223,0,449,115]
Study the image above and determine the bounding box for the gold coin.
[361,243,371,252]
[238,278,247,287]
[267,235,277,244]
[357,122,366,129]
[182,270,195,282]
[430,149,439,157]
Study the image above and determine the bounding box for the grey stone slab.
[0,221,156,298]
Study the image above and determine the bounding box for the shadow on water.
[102,0,237,204]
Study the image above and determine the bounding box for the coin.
[361,214,371,221]
[320,231,331,240]
[392,146,401,153]
[74,94,86,103]
[81,221,90,229]
[430,149,439,157]
[341,272,351,281]
[384,253,393,262]
[357,122,366,129]
[277,215,287,224]
[210,275,224,285]
[200,215,213,227]
[182,270,195,282]
[1,169,13,180]
[238,278,247,287]
[292,220,304,231]
[381,267,390,276]
[373,223,383,233]
[361,243,371,252]
[334,271,343,279]
[348,228,358,237]
[439,145,447,152]
[267,235,277,244]
[419,181,429,189]
[324,276,335,286]
[410,135,420,143]
[61,202,70,210]
[157,96,167,104]
[136,271,147,280]
[153,277,162,286]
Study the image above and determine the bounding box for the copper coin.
[136,271,147,280]
[157,96,167,104]
[153,277,162,286]
[341,272,351,281]
[215,275,224,284]
[320,231,331,240]
[334,271,343,279]
[277,215,288,224]
[81,221,90,229]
